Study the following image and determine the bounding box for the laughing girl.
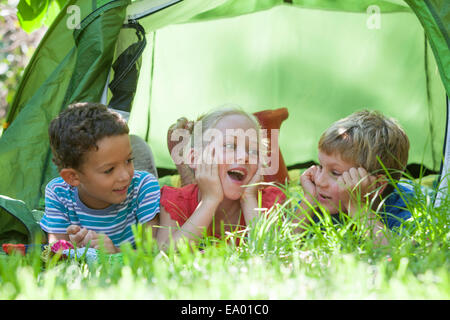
[157,107,285,249]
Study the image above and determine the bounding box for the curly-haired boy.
[40,102,160,253]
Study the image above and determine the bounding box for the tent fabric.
[131,3,447,174]
[0,0,448,218]
[0,0,130,210]
[434,97,450,207]
[0,195,45,246]
[406,0,449,96]
[108,21,147,112]
[5,0,103,125]
[188,0,411,23]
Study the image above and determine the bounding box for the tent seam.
[145,32,156,143]
[424,0,450,50]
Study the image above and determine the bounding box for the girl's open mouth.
[227,168,247,182]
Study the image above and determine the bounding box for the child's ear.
[60,168,80,187]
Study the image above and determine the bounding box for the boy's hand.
[300,165,319,206]
[337,167,377,214]
[85,232,118,254]
[67,225,88,247]
[195,142,223,205]
[67,225,118,254]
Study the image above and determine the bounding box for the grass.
[0,178,448,300]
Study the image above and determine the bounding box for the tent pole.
[434,96,450,207]
[145,32,156,142]
[101,70,111,105]
[127,0,182,21]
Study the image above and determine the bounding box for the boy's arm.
[367,213,390,246]
[347,205,389,246]
[338,167,389,245]
[135,172,161,237]
[41,183,72,243]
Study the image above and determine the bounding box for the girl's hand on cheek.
[196,143,223,204]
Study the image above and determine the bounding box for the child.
[157,107,286,249]
[297,110,413,245]
[40,102,160,253]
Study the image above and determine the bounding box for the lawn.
[0,178,448,301]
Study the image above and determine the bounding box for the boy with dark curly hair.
[40,102,160,253]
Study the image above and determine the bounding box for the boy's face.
[314,150,358,214]
[75,134,134,209]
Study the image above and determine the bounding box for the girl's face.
[211,114,259,200]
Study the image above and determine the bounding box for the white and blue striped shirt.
[40,171,160,247]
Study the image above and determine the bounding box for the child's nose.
[117,167,132,182]
[236,148,249,164]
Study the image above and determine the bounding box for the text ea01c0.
[225,304,269,315]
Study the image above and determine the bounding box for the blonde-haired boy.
[298,110,413,244]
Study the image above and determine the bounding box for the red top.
[160,184,286,238]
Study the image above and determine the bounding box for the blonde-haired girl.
[157,107,285,249]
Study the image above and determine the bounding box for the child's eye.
[331,171,341,177]
[104,167,114,174]
[127,157,135,164]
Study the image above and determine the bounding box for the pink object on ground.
[51,240,74,253]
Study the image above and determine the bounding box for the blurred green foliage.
[16,0,68,32]
[0,0,62,125]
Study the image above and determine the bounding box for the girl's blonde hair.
[184,105,267,164]
[318,110,410,181]
[191,105,260,144]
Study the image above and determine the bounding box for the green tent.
[0,0,449,244]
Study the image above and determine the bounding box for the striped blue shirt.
[40,170,160,247]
